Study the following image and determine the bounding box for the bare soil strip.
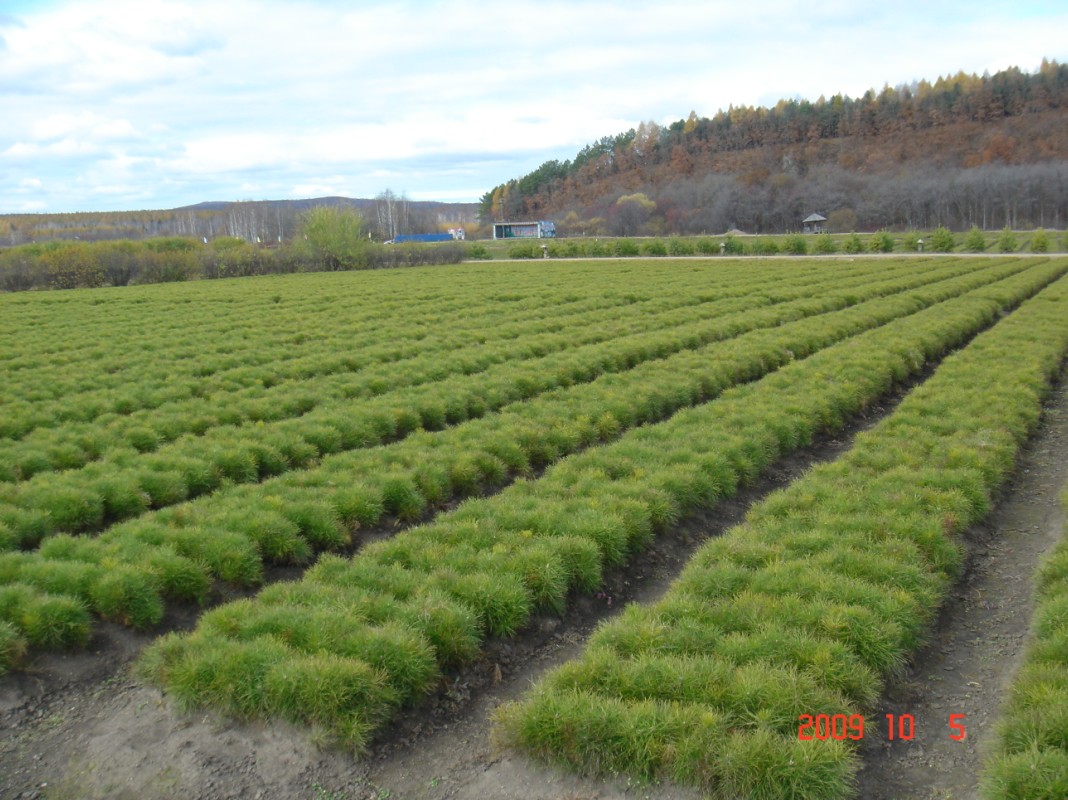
[852,366,1068,800]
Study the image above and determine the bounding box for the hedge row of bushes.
[0,238,467,292]
[498,228,1064,260]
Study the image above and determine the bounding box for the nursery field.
[2,255,1068,800]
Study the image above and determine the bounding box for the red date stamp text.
[798,713,966,741]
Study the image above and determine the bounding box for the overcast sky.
[0,0,1065,214]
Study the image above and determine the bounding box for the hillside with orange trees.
[481,61,1068,235]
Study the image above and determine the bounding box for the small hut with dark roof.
[803,213,827,234]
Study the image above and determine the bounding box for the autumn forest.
[481,60,1068,236]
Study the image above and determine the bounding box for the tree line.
[0,193,478,248]
[482,60,1068,236]
[0,207,465,293]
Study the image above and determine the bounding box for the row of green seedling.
[129,258,1044,569]
[133,259,1068,750]
[1,261,744,437]
[979,479,1068,799]
[0,257,887,474]
[5,257,1022,554]
[0,259,958,538]
[1,259,706,423]
[494,272,1068,799]
[11,252,841,410]
[0,260,1039,670]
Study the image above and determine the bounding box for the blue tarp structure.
[391,233,455,243]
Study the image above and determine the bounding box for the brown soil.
[2,369,1066,800]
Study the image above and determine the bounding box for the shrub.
[812,235,838,254]
[0,507,52,548]
[138,549,210,604]
[264,652,400,750]
[2,586,92,649]
[722,236,745,255]
[641,239,667,257]
[47,442,89,471]
[281,502,348,551]
[89,566,165,629]
[0,522,15,552]
[870,231,895,253]
[613,239,640,257]
[842,233,864,254]
[668,238,695,256]
[783,235,807,255]
[466,243,491,260]
[211,446,260,483]
[929,226,956,252]
[1031,229,1050,253]
[14,557,98,598]
[695,238,718,255]
[964,226,987,252]
[998,226,1019,253]
[219,508,311,565]
[124,426,160,453]
[137,470,189,508]
[508,242,541,259]
[299,424,344,455]
[753,239,780,255]
[332,485,386,529]
[96,476,151,523]
[245,442,287,478]
[903,231,920,252]
[170,527,263,586]
[414,464,451,505]
[297,206,371,270]
[379,476,427,522]
[24,482,105,534]
[149,633,290,717]
[0,621,26,673]
[15,451,52,481]
[397,589,482,667]
[430,569,532,637]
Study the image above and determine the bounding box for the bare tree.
[373,189,411,240]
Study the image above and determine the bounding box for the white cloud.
[0,0,1064,212]
[31,111,140,143]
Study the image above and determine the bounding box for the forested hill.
[481,60,1068,235]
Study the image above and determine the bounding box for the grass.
[496,271,1068,797]
[0,620,27,673]
[0,258,975,541]
[5,260,1019,649]
[136,260,1068,765]
[0,584,92,650]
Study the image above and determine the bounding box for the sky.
[0,0,1065,214]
